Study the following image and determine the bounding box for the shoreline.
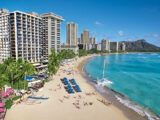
[80,54,159,120]
[100,52,160,56]
[78,55,148,120]
[5,54,159,120]
[5,55,130,120]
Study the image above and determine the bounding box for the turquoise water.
[85,53,160,115]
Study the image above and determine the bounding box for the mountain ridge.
[110,39,160,52]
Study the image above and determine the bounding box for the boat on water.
[97,56,113,87]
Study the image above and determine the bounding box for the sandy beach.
[5,55,144,120]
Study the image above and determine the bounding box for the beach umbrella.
[0,108,5,112]
[72,79,77,85]
[70,89,75,94]
[0,103,5,107]
[7,89,13,93]
[5,91,10,96]
[68,85,72,89]
[0,90,5,98]
[76,85,82,92]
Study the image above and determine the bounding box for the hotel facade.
[0,9,11,62]
[0,9,64,63]
[67,22,78,46]
[81,30,90,44]
[101,39,110,51]
[10,11,42,63]
[40,13,64,60]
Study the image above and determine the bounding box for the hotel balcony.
[16,17,21,20]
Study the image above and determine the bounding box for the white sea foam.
[97,78,113,87]
[115,95,160,120]
[94,78,113,93]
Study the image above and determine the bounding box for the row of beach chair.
[61,77,82,94]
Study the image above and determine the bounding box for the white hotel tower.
[10,11,42,63]
[0,9,11,62]
[0,9,64,63]
[0,9,42,63]
[67,22,78,46]
[40,13,64,60]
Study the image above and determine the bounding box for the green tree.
[0,57,37,90]
[58,49,76,59]
[48,49,62,75]
[0,74,10,88]
[78,49,88,57]
[21,61,37,90]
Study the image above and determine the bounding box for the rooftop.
[40,12,64,21]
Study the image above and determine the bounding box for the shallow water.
[85,53,160,115]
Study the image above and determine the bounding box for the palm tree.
[58,49,76,59]
[0,74,10,88]
[0,61,11,88]
[3,57,15,67]
[0,63,7,74]
[48,49,62,75]
[21,61,36,90]
[7,64,16,88]
[15,58,23,89]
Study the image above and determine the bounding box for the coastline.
[5,55,130,120]
[80,54,159,120]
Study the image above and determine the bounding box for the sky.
[1,0,160,46]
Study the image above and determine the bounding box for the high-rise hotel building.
[0,9,11,62]
[81,30,90,44]
[40,13,64,60]
[0,9,42,63]
[67,22,78,46]
[0,9,64,63]
[10,11,42,63]
[101,39,110,51]
[89,37,96,44]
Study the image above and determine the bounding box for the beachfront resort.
[0,1,160,119]
[0,8,131,120]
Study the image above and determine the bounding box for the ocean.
[85,53,160,120]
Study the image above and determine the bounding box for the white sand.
[5,55,129,120]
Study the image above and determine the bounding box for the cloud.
[118,30,124,37]
[95,21,103,26]
[152,34,159,38]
